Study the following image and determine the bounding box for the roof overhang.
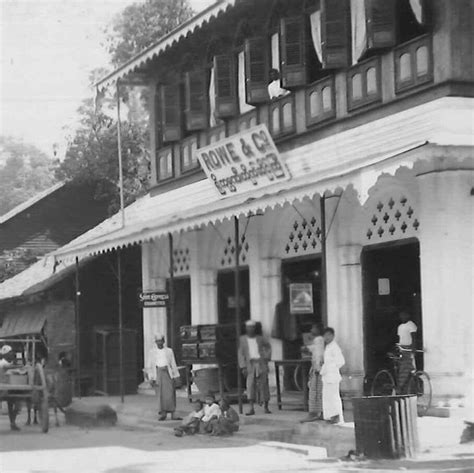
[96,0,238,91]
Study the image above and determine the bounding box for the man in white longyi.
[320,327,345,424]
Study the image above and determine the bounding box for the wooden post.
[116,80,125,228]
[75,256,81,398]
[320,195,328,325]
[117,250,124,403]
[234,216,243,414]
[168,233,175,351]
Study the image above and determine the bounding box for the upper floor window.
[157,148,174,181]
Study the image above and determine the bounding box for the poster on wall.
[289,283,314,314]
[195,124,291,198]
[138,291,169,308]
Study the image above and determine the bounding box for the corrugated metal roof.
[96,0,237,91]
[0,182,66,226]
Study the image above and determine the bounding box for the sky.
[0,0,215,156]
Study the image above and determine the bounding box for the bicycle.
[370,347,432,416]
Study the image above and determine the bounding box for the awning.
[96,0,237,91]
[0,308,46,337]
[52,97,473,262]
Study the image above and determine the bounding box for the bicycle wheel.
[371,370,396,396]
[408,370,432,417]
[293,365,303,392]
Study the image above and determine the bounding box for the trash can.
[352,395,419,459]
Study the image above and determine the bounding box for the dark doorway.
[362,240,423,380]
[280,257,322,389]
[167,277,191,364]
[217,268,250,328]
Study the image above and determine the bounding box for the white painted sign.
[196,124,291,198]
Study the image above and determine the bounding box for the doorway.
[167,277,191,364]
[362,240,423,379]
[217,268,250,328]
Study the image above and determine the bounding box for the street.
[1,412,473,473]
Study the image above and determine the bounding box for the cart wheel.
[35,363,49,433]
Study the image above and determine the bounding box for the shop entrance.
[167,277,191,364]
[362,240,423,380]
[217,268,250,327]
[280,257,322,389]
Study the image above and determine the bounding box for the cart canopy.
[0,307,46,337]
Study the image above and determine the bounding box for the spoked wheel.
[293,364,304,392]
[371,370,396,396]
[408,370,432,417]
[35,363,50,433]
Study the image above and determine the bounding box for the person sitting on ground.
[199,393,221,434]
[210,398,240,436]
[267,68,291,100]
[174,400,204,437]
[0,345,21,431]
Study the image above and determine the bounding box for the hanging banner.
[139,291,169,308]
[196,124,291,198]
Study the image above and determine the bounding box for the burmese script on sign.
[196,124,291,197]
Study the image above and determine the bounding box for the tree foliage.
[105,0,194,67]
[0,137,57,216]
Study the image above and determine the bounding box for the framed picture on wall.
[289,283,314,314]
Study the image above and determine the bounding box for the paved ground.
[1,405,473,472]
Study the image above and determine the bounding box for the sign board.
[378,278,390,295]
[196,124,291,198]
[289,283,314,314]
[139,291,169,308]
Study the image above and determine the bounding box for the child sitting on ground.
[174,400,204,437]
[210,398,239,436]
[199,393,221,434]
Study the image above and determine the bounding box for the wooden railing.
[154,35,435,186]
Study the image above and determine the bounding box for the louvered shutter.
[245,37,270,104]
[213,55,238,119]
[184,70,208,131]
[320,0,351,69]
[280,16,307,88]
[160,83,182,142]
[366,0,397,50]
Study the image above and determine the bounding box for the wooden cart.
[0,337,50,433]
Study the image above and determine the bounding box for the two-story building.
[53,0,473,406]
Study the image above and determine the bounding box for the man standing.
[301,323,325,422]
[320,327,345,424]
[146,334,181,421]
[397,310,418,390]
[238,320,272,415]
[0,345,20,431]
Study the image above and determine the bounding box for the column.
[417,169,473,404]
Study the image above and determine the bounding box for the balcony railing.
[153,35,438,186]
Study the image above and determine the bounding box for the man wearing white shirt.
[397,310,418,390]
[238,320,272,415]
[146,334,181,421]
[267,69,291,100]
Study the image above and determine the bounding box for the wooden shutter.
[321,0,351,69]
[280,16,307,88]
[160,83,182,143]
[213,55,238,119]
[245,37,270,104]
[366,0,397,50]
[184,70,208,131]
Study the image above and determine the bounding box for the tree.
[0,137,57,216]
[105,0,194,67]
[56,94,150,215]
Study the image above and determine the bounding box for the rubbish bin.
[352,395,419,459]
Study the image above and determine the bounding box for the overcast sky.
[0,0,215,156]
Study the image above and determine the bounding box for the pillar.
[417,169,474,404]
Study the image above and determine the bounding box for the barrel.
[352,395,419,459]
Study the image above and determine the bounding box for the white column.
[196,269,218,325]
[141,240,168,373]
[417,169,474,404]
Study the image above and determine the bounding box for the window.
[416,45,428,76]
[347,56,381,110]
[213,55,238,119]
[305,76,336,126]
[351,74,363,100]
[184,70,209,131]
[399,53,412,82]
[269,94,296,137]
[366,67,377,95]
[180,137,199,173]
[321,86,332,111]
[244,38,270,105]
[280,16,307,88]
[159,84,182,143]
[157,148,174,181]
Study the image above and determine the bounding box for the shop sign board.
[138,291,169,308]
[195,124,291,198]
[289,283,314,314]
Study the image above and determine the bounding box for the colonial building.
[53,0,473,405]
